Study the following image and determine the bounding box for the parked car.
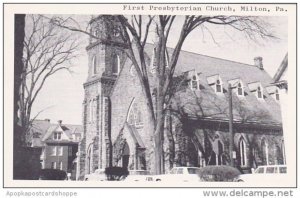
[235,165,287,182]
[198,165,242,182]
[124,170,160,182]
[39,169,67,180]
[84,169,106,181]
[158,167,202,182]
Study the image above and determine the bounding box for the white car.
[158,167,201,182]
[84,169,106,181]
[124,170,161,182]
[236,165,287,183]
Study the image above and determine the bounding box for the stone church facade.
[78,15,285,178]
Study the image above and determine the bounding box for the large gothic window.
[127,101,143,128]
[209,136,225,166]
[261,139,268,165]
[112,54,120,74]
[239,137,247,166]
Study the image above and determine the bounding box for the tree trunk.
[14,14,25,148]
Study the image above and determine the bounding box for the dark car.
[39,169,67,180]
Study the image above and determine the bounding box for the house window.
[53,132,62,140]
[216,79,222,93]
[112,54,120,74]
[275,89,280,101]
[237,82,244,96]
[51,146,57,156]
[58,146,63,156]
[51,162,56,169]
[92,56,97,75]
[239,138,247,166]
[59,161,63,170]
[257,86,263,99]
[68,147,73,156]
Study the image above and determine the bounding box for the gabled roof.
[143,44,282,126]
[113,43,282,127]
[30,120,83,147]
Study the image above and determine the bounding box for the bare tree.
[52,15,274,174]
[117,15,274,174]
[19,15,80,146]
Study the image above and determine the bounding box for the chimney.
[57,120,62,125]
[254,56,263,70]
[44,119,50,122]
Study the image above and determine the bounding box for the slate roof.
[140,44,282,127]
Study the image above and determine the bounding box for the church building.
[78,15,285,178]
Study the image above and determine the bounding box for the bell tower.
[79,15,127,176]
[86,15,126,80]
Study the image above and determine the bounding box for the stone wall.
[163,116,285,172]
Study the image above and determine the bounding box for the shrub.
[39,169,67,180]
[105,167,129,181]
[199,165,241,182]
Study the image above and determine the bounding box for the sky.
[30,15,288,125]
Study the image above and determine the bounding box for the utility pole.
[228,83,235,167]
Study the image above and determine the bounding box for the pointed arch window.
[209,136,225,166]
[239,137,247,166]
[92,56,97,75]
[127,101,143,128]
[217,140,224,165]
[112,54,120,74]
[261,139,269,165]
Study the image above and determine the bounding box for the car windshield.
[177,168,183,174]
[266,167,275,173]
[255,167,264,174]
[170,169,177,174]
[187,168,200,174]
[279,167,287,173]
